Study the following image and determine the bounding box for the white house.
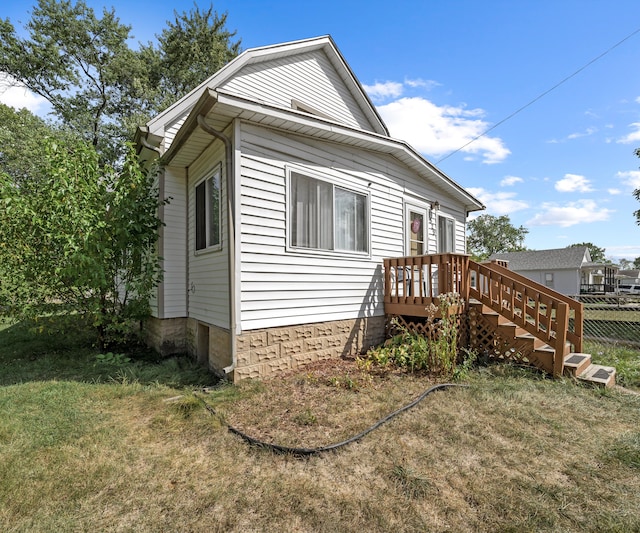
[489,247,617,295]
[137,35,484,381]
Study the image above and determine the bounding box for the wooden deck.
[383,254,585,377]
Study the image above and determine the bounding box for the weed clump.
[359,292,475,380]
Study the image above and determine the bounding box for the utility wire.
[435,26,640,164]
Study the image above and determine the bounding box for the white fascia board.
[161,87,483,212]
[212,90,484,211]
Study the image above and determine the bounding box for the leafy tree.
[466,214,528,261]
[0,138,165,349]
[0,0,144,163]
[0,0,241,164]
[0,103,80,188]
[567,242,606,263]
[143,4,241,111]
[618,258,633,269]
[634,257,640,269]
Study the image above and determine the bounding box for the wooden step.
[578,364,616,388]
[563,353,592,377]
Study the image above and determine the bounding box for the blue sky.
[3,0,640,262]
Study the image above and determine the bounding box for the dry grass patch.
[2,347,640,531]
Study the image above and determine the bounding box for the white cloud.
[617,122,640,144]
[377,96,510,164]
[616,170,640,190]
[555,173,593,193]
[0,73,48,115]
[500,175,523,186]
[606,244,640,261]
[405,78,439,90]
[466,187,528,215]
[527,200,613,227]
[608,188,622,195]
[567,127,597,140]
[362,81,404,101]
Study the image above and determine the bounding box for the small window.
[545,273,554,288]
[437,215,455,253]
[289,171,368,254]
[195,168,221,251]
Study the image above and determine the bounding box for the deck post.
[554,302,569,377]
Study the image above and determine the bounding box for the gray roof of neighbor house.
[488,247,590,271]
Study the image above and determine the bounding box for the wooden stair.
[469,300,616,388]
[562,353,616,388]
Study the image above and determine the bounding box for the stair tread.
[564,353,591,366]
[578,364,616,387]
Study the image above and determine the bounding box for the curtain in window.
[335,187,366,252]
[438,216,455,253]
[291,173,332,249]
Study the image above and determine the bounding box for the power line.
[435,26,640,164]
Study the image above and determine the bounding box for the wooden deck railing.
[383,254,584,377]
[467,260,583,376]
[383,253,470,317]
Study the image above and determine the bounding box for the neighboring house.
[617,269,640,284]
[137,35,484,381]
[489,247,617,295]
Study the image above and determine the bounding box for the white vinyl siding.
[187,141,230,328]
[160,168,188,318]
[237,122,467,331]
[220,50,373,131]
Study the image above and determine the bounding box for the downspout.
[196,114,237,376]
[140,135,162,156]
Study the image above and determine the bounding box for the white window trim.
[285,166,371,259]
[403,201,430,256]
[194,164,222,255]
[436,212,456,254]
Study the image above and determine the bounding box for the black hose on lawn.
[196,382,467,456]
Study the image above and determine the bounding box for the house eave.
[163,89,484,212]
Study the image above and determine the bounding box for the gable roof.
[146,35,388,138]
[489,247,591,271]
[140,35,485,213]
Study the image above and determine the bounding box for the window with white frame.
[289,171,368,254]
[195,168,221,251]
[437,215,455,253]
[544,272,554,288]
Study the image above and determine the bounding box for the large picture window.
[437,215,455,253]
[195,168,221,251]
[290,171,368,254]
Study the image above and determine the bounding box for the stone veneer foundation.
[145,315,386,383]
[232,315,386,382]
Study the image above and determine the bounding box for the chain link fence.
[573,294,640,347]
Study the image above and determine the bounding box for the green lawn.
[1,315,640,532]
